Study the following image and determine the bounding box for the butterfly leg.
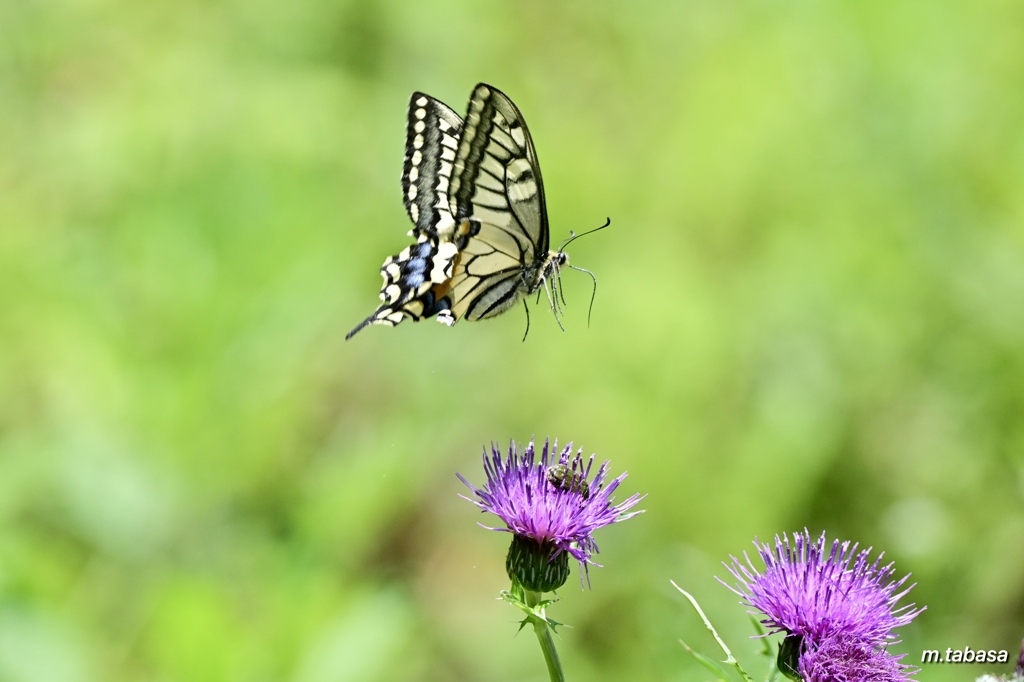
[520,299,531,342]
[539,278,566,333]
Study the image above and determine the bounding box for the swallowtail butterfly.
[346,83,606,340]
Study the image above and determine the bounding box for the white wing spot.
[510,123,527,148]
[508,179,537,202]
[507,159,538,200]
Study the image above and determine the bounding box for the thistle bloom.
[798,636,914,682]
[458,438,644,591]
[722,530,924,680]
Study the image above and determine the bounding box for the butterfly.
[346,83,607,340]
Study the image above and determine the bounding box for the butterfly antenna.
[556,216,611,252]
[568,264,598,327]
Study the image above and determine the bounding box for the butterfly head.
[541,250,569,281]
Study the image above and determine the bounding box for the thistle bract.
[506,534,571,592]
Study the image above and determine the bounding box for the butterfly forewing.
[440,84,554,322]
[401,93,463,241]
[450,84,549,257]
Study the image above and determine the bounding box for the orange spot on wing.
[431,251,463,299]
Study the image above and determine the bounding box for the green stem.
[525,590,565,682]
[671,581,755,682]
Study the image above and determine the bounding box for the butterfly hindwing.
[345,235,457,339]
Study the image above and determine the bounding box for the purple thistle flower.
[458,438,644,590]
[721,530,924,648]
[798,635,917,682]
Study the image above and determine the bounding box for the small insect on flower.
[546,463,591,500]
[458,438,644,592]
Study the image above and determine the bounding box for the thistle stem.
[671,581,755,682]
[525,590,565,682]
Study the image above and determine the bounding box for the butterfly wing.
[347,94,464,340]
[345,235,458,339]
[402,93,463,241]
[441,83,551,322]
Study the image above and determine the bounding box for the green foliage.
[2,1,1023,680]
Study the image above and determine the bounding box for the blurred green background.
[2,0,1023,680]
